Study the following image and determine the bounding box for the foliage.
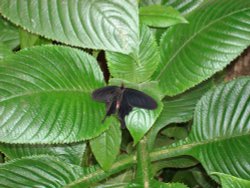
[0,0,249,187]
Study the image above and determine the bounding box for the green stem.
[150,144,191,161]
[67,155,136,187]
[136,137,152,187]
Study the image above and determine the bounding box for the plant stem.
[135,137,152,187]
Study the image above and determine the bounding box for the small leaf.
[106,25,160,83]
[155,0,250,96]
[139,5,188,28]
[19,28,51,49]
[90,118,121,170]
[127,100,163,145]
[0,155,85,188]
[161,126,188,140]
[0,16,19,49]
[0,43,12,59]
[212,173,250,188]
[152,156,198,174]
[0,0,139,53]
[0,142,86,165]
[99,169,133,187]
[0,45,109,144]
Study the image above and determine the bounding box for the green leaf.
[19,28,51,49]
[0,45,110,144]
[170,167,217,188]
[139,0,162,7]
[139,5,188,28]
[0,0,139,53]
[152,156,198,174]
[127,100,163,145]
[173,77,250,180]
[162,0,207,15]
[151,181,188,188]
[106,25,160,83]
[90,118,121,170]
[97,169,133,188]
[0,43,12,60]
[19,29,40,49]
[0,16,19,49]
[0,155,85,188]
[155,0,250,96]
[212,173,250,188]
[147,80,213,150]
[161,125,188,140]
[0,142,86,165]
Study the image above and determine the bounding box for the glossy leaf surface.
[162,0,207,15]
[0,46,109,144]
[212,173,250,188]
[90,119,121,170]
[0,16,19,49]
[0,142,86,165]
[139,5,187,28]
[155,0,250,96]
[172,78,250,180]
[0,0,139,53]
[106,25,160,83]
[0,156,85,188]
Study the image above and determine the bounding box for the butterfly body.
[92,84,157,128]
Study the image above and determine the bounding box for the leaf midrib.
[156,7,250,80]
[0,89,91,103]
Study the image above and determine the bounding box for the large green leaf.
[0,45,110,144]
[139,5,187,28]
[0,0,139,53]
[171,77,250,180]
[147,80,213,150]
[0,155,85,188]
[162,0,207,15]
[155,0,250,96]
[0,16,19,49]
[106,25,160,83]
[90,118,121,170]
[0,142,86,165]
[212,173,250,188]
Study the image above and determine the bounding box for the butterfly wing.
[92,86,118,102]
[118,97,133,128]
[123,88,157,109]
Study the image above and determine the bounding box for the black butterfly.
[92,84,157,128]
